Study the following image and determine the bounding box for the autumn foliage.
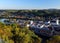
[0,22,41,43]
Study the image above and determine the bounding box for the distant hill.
[0,9,60,19]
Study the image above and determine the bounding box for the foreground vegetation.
[0,22,60,43]
[0,22,41,43]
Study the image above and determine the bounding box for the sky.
[0,0,60,9]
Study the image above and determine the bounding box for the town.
[1,18,60,36]
[0,10,60,43]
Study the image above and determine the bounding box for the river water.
[0,19,7,23]
[0,19,4,22]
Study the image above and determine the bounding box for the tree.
[0,23,42,43]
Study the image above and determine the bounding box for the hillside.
[0,9,60,20]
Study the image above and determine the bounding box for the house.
[50,19,60,25]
